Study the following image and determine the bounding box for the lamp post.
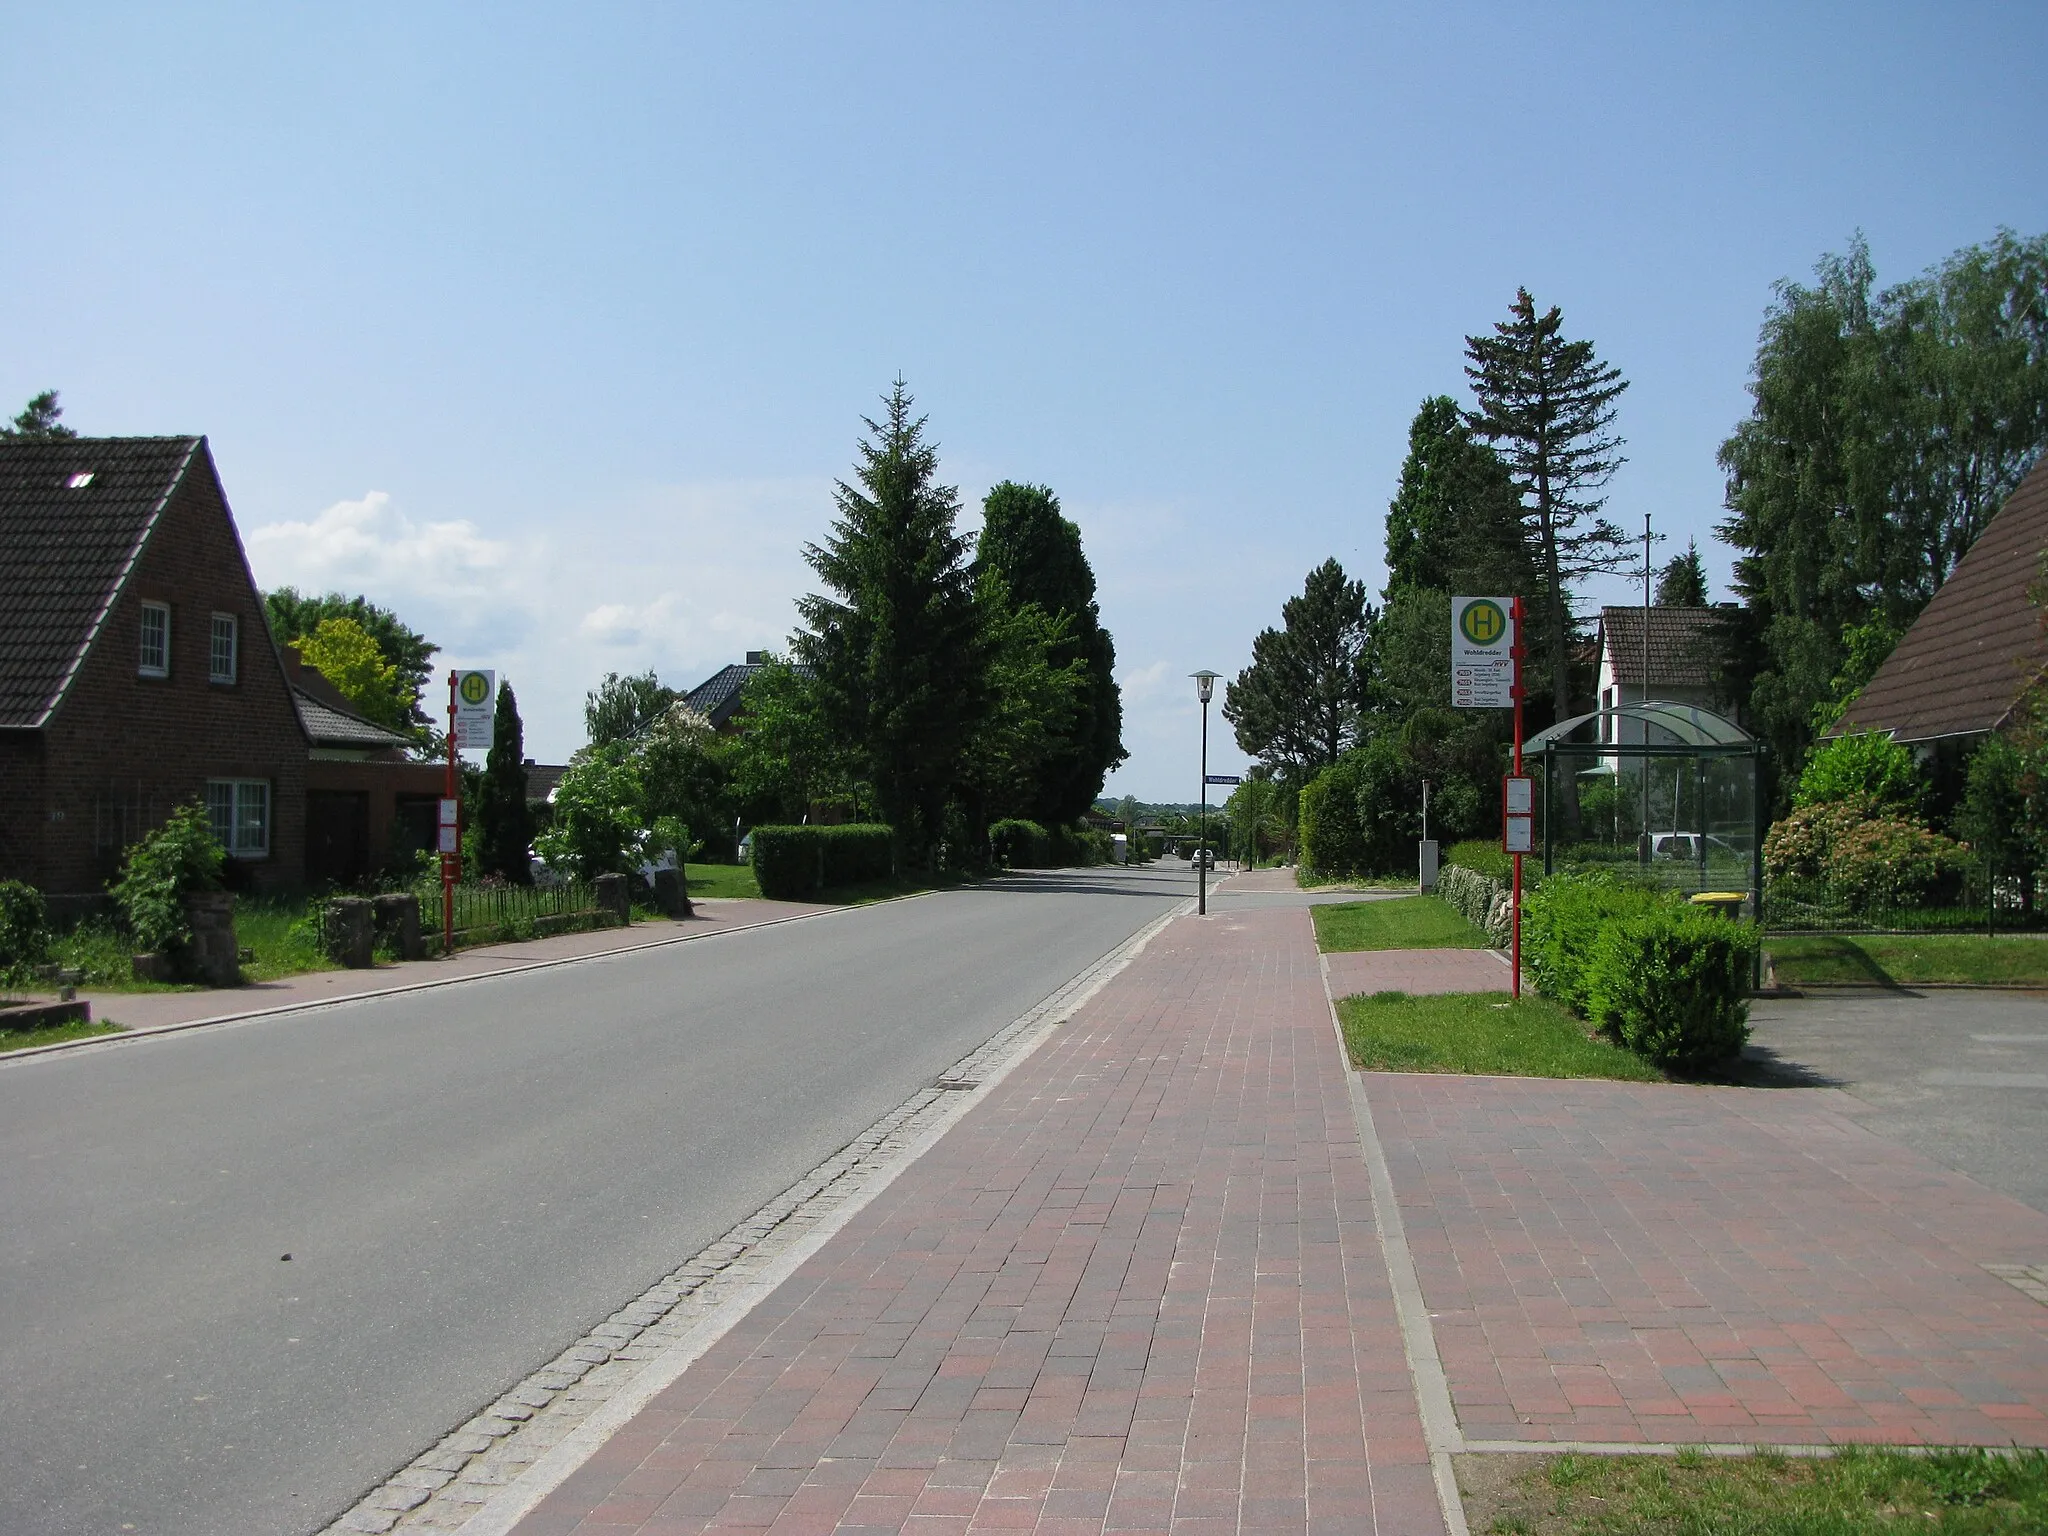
[1192,670,1218,915]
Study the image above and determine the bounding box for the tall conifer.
[1465,290,1630,713]
[795,382,987,867]
[477,682,535,883]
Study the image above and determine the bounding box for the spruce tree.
[973,481,1126,824]
[1656,541,1710,605]
[1465,289,1630,713]
[795,381,987,868]
[0,390,76,439]
[477,682,535,883]
[1222,559,1372,778]
[1384,396,1531,596]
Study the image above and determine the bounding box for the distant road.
[0,863,1192,1536]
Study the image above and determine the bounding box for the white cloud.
[244,478,831,764]
[247,491,516,602]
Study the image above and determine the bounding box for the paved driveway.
[1745,988,2048,1213]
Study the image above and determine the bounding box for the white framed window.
[139,602,170,677]
[210,612,239,684]
[205,779,271,858]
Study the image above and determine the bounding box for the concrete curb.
[1319,948,1469,1536]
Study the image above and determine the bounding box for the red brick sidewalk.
[1323,948,1510,999]
[512,906,1443,1535]
[1371,1074,2048,1448]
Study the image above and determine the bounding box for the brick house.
[286,647,447,887]
[0,436,308,901]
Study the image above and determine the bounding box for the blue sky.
[5,4,2043,798]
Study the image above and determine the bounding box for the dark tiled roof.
[1837,458,2048,743]
[293,685,413,750]
[0,436,203,727]
[684,663,759,728]
[1598,606,1727,691]
[684,659,815,729]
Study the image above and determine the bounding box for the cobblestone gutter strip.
[322,899,1191,1536]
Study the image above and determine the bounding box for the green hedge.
[1586,909,1759,1072]
[0,880,50,977]
[1444,840,1511,882]
[750,824,894,899]
[990,819,1051,868]
[1047,822,1111,867]
[1524,872,1756,1070]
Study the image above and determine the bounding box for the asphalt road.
[1746,986,2048,1213]
[0,863,1193,1536]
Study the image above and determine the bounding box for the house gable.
[1835,457,2048,744]
[0,436,309,893]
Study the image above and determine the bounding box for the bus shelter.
[1522,701,1764,917]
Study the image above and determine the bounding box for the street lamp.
[1192,670,1218,914]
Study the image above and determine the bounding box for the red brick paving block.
[1373,1072,2048,1448]
[516,907,1441,1535]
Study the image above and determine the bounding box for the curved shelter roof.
[1525,700,1757,754]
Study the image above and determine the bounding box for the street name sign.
[1451,596,1514,709]
[1205,774,1242,786]
[452,669,496,749]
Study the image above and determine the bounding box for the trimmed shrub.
[0,880,51,977]
[1522,872,1667,1016]
[1047,822,1111,867]
[751,824,894,899]
[112,801,224,956]
[1444,840,1511,882]
[990,819,1051,868]
[1585,906,1759,1071]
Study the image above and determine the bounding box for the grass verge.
[687,863,763,900]
[1768,933,2048,987]
[1457,1445,2048,1535]
[0,1016,125,1052]
[48,896,338,992]
[1337,989,1662,1081]
[1313,894,1489,952]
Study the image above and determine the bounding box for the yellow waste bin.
[1689,891,1747,920]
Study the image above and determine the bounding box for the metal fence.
[427,878,606,938]
[1762,865,2047,934]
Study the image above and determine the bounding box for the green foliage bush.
[1444,840,1510,881]
[111,801,224,955]
[1524,872,1671,1017]
[750,824,895,899]
[0,880,51,977]
[534,746,646,881]
[1585,907,1760,1071]
[1795,731,1923,815]
[1299,758,1367,881]
[990,818,1050,868]
[1763,795,1970,911]
[1525,872,1757,1069]
[1046,821,1110,867]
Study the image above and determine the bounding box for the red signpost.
[1508,596,1526,997]
[442,671,459,954]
